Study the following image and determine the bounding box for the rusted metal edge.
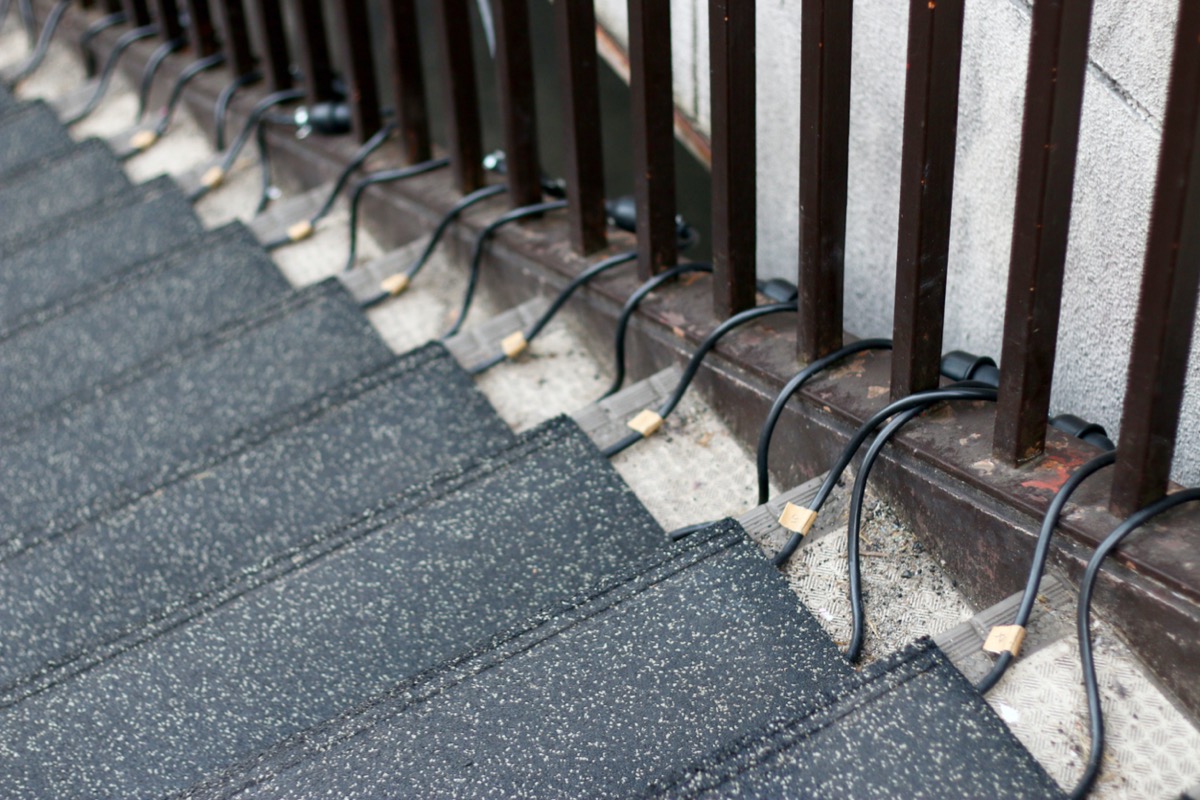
[75,20,1200,719]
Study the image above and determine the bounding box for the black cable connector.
[599,263,714,400]
[1072,488,1200,799]
[442,199,570,339]
[940,350,1000,388]
[64,23,158,125]
[602,301,799,459]
[466,250,638,376]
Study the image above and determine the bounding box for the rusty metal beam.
[432,0,485,193]
[1111,0,1200,515]
[797,0,851,361]
[492,0,542,207]
[627,0,677,278]
[709,0,756,318]
[555,0,607,254]
[890,0,964,399]
[381,0,431,163]
[992,0,1094,465]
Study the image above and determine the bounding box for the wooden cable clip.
[130,129,158,151]
[380,273,411,296]
[501,331,528,359]
[778,503,817,536]
[287,220,315,242]
[200,165,225,189]
[627,409,664,437]
[982,624,1027,657]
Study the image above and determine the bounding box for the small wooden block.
[200,165,225,189]
[380,273,411,296]
[778,503,817,536]
[501,331,528,359]
[982,625,1027,657]
[130,129,158,151]
[287,220,315,242]
[627,409,663,437]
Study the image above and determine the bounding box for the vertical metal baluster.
[293,0,336,103]
[627,0,677,279]
[555,0,607,254]
[993,0,1094,464]
[215,0,256,75]
[1111,0,1200,515]
[709,0,756,317]
[335,0,384,141]
[247,0,292,90]
[183,0,219,56]
[890,0,965,399]
[381,0,431,163]
[432,0,484,192]
[492,0,542,206]
[797,0,851,361]
[124,0,153,26]
[152,0,183,39]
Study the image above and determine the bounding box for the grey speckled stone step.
[647,639,1064,799]
[0,223,290,426]
[0,279,395,554]
[0,341,515,706]
[0,176,204,328]
[0,417,664,799]
[0,101,73,172]
[0,139,131,239]
[178,520,851,800]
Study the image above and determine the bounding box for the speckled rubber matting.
[0,138,130,238]
[0,99,72,171]
[0,418,664,799]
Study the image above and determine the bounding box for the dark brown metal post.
[183,0,219,56]
[80,0,96,11]
[381,0,431,163]
[152,0,184,39]
[890,0,965,399]
[293,0,336,103]
[1111,0,1200,515]
[709,0,756,317]
[124,0,153,26]
[432,0,485,192]
[628,0,677,278]
[993,0,1094,465]
[797,0,851,361]
[554,0,607,254]
[247,0,292,90]
[103,0,123,13]
[215,0,256,75]
[491,0,542,207]
[333,0,383,141]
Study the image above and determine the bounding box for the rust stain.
[866,385,888,399]
[1020,451,1090,493]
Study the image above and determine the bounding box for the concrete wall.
[592,0,1200,486]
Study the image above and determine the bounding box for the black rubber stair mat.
[0,280,395,553]
[177,520,852,800]
[0,101,73,172]
[0,176,204,327]
[0,417,664,799]
[0,139,131,239]
[0,341,515,701]
[647,639,1064,799]
[0,223,291,426]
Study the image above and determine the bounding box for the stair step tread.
[0,100,73,173]
[0,138,131,239]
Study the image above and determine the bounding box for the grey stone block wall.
[593,0,1200,485]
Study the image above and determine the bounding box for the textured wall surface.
[593,0,1200,485]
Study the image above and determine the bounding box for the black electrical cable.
[186,88,304,202]
[602,302,798,459]
[78,11,126,78]
[151,52,225,137]
[1072,487,1200,800]
[599,263,715,400]
[134,35,186,121]
[326,156,455,258]
[972,450,1116,694]
[0,0,11,37]
[771,385,999,567]
[252,113,275,214]
[5,0,69,85]
[756,339,894,505]
[260,122,398,250]
[442,199,570,338]
[63,23,158,125]
[354,184,509,289]
[466,250,639,376]
[17,0,33,46]
[213,69,261,151]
